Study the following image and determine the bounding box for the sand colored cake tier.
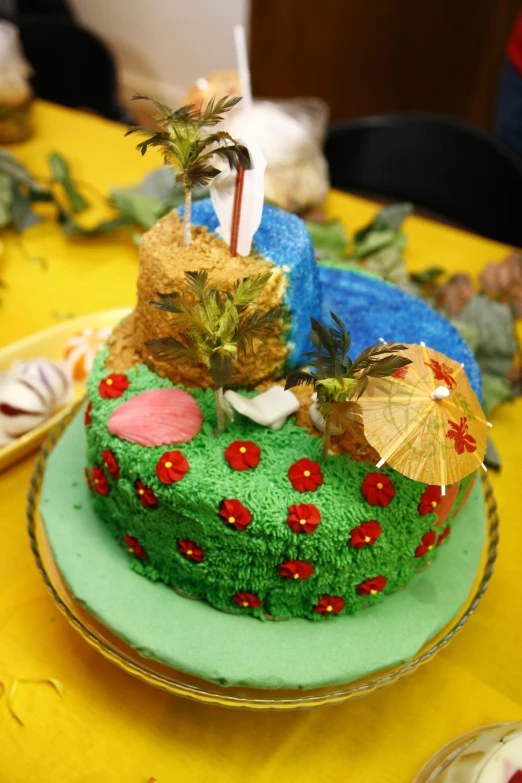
[108,200,320,389]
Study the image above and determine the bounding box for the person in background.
[495,8,522,157]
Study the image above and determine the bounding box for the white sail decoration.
[210,137,267,257]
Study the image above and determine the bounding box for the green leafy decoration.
[286,313,411,458]
[147,271,283,432]
[305,218,348,262]
[126,94,250,245]
[48,151,89,213]
[482,373,513,417]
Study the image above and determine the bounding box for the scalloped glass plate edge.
[27,406,500,711]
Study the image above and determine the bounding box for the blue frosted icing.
[184,198,321,366]
[319,267,482,401]
[183,199,481,401]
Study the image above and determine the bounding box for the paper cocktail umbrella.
[358,343,488,489]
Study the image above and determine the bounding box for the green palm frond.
[149,292,182,314]
[148,271,281,398]
[235,307,283,353]
[351,341,409,374]
[285,370,316,390]
[233,274,273,310]
[198,95,242,127]
[126,94,247,192]
[145,335,201,363]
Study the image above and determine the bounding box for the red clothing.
[507,9,522,76]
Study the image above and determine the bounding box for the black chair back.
[325,114,522,246]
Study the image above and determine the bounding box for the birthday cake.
[78,193,482,622]
[36,96,490,693]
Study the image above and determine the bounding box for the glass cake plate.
[27,406,499,711]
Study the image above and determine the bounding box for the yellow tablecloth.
[1,101,521,783]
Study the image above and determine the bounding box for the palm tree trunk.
[215,387,225,434]
[322,418,332,460]
[183,187,192,246]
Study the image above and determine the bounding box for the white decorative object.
[0,358,72,441]
[308,398,344,435]
[224,386,300,430]
[64,326,112,381]
[210,137,267,257]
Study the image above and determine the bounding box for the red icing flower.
[361,473,395,506]
[349,520,382,549]
[219,498,252,531]
[391,365,409,379]
[233,592,262,609]
[84,400,92,426]
[288,458,323,492]
[99,373,129,399]
[357,575,387,596]
[314,595,345,616]
[224,440,261,471]
[135,479,158,508]
[437,525,451,546]
[102,449,119,479]
[415,530,437,558]
[286,503,321,533]
[278,559,314,580]
[156,451,189,484]
[446,416,477,455]
[418,485,442,515]
[124,534,147,560]
[178,539,204,562]
[87,466,109,495]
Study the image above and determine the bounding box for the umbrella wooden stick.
[230,162,245,257]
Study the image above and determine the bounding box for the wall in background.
[68,0,248,106]
[250,0,521,129]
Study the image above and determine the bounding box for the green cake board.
[40,413,487,691]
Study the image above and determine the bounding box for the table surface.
[1,101,521,783]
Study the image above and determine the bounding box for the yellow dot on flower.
[364,536,371,543]
[299,518,307,526]
[427,545,433,551]
[127,547,133,553]
[106,378,113,385]
[326,605,333,612]
[242,601,248,607]
[165,461,172,468]
[187,550,192,556]
[94,478,99,484]
[138,489,144,495]
[431,500,438,508]
[293,573,300,579]
[370,589,377,595]
[228,516,235,524]
[376,482,383,490]
[304,470,311,477]
[239,447,247,454]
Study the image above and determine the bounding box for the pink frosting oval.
[107,388,203,447]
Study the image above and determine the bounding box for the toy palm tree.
[146,271,282,433]
[285,313,411,459]
[126,95,250,246]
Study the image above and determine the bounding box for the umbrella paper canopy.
[359,344,487,487]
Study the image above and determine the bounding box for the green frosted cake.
[80,199,481,623]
